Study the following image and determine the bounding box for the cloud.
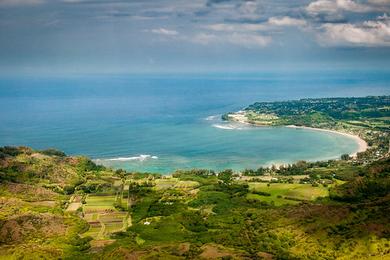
[206,23,267,32]
[336,0,374,12]
[226,33,271,47]
[306,0,374,14]
[199,16,306,48]
[192,33,219,45]
[368,0,390,5]
[306,0,339,14]
[267,16,307,27]
[0,0,44,6]
[205,0,263,23]
[150,28,179,36]
[206,16,306,32]
[205,0,248,7]
[206,16,308,34]
[191,32,271,48]
[317,14,390,46]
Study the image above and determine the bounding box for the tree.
[218,169,233,184]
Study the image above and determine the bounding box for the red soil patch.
[0,213,66,244]
[2,183,58,201]
[199,244,233,259]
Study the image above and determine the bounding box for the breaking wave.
[204,115,219,121]
[212,124,248,130]
[95,154,158,162]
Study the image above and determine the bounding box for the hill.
[0,146,389,259]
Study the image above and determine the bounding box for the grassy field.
[154,178,179,190]
[248,182,329,206]
[130,216,190,244]
[83,195,116,213]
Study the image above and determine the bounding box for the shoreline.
[284,125,368,158]
[226,113,368,158]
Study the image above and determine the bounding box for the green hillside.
[0,146,389,259]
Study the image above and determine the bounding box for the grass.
[174,180,199,189]
[83,225,102,238]
[135,235,145,245]
[248,183,329,206]
[154,178,179,190]
[130,216,189,244]
[85,195,117,206]
[83,195,116,213]
[105,222,124,233]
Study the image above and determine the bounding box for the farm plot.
[66,202,82,212]
[247,183,329,206]
[83,221,102,238]
[66,194,83,212]
[174,180,199,189]
[100,212,128,233]
[83,195,116,213]
[154,178,179,190]
[82,194,129,239]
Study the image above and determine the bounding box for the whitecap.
[212,124,248,130]
[100,154,159,162]
[204,115,219,121]
[212,124,235,130]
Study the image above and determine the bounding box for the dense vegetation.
[246,96,389,125]
[0,96,389,259]
[0,146,389,259]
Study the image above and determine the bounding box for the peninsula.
[223,96,389,163]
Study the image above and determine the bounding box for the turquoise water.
[0,71,389,173]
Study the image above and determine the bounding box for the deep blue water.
[0,71,389,173]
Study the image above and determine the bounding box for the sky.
[0,0,389,74]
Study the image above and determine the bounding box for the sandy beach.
[284,125,368,157]
[226,112,368,158]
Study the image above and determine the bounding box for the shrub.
[63,185,75,195]
[180,211,208,232]
[252,190,271,196]
[0,146,21,157]
[40,148,66,157]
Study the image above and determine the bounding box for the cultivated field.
[82,194,129,239]
[248,182,329,206]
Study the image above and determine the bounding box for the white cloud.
[267,16,307,27]
[227,33,271,48]
[192,33,218,45]
[150,28,179,36]
[206,17,307,33]
[0,0,44,6]
[317,15,390,46]
[337,0,373,12]
[200,16,306,48]
[206,23,267,32]
[191,32,271,48]
[306,0,374,14]
[306,0,339,14]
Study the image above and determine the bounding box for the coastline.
[226,113,368,158]
[285,125,368,157]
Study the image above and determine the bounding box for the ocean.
[0,70,389,173]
